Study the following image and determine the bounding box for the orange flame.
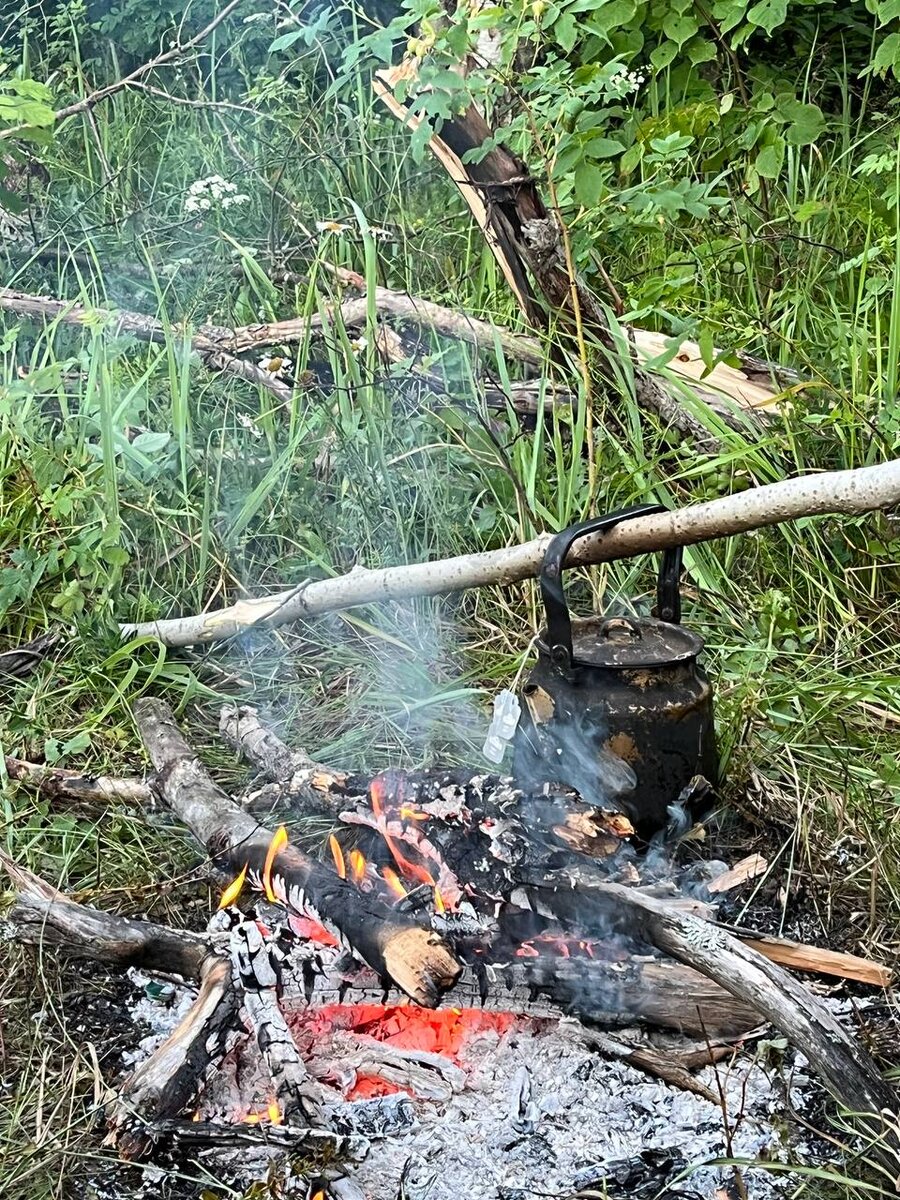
[369,777,385,817]
[243,1100,282,1125]
[219,862,248,910]
[350,849,367,883]
[433,886,446,914]
[268,1101,282,1124]
[311,1192,326,1200]
[244,1112,261,1125]
[382,867,408,898]
[399,806,429,821]
[262,825,288,902]
[328,834,346,879]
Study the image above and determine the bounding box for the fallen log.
[133,698,462,1008]
[121,459,900,646]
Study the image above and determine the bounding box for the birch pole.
[121,461,900,648]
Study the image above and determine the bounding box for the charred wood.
[109,954,237,1160]
[135,698,462,1008]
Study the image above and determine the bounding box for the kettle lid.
[541,615,704,670]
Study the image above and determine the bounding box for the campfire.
[3,698,897,1198]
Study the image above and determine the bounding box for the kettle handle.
[540,505,683,669]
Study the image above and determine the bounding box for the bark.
[134,698,462,1008]
[121,459,900,646]
[591,880,898,1148]
[4,756,153,807]
[0,849,207,979]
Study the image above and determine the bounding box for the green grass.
[0,10,899,1199]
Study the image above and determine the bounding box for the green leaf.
[574,161,605,206]
[780,100,825,145]
[791,199,828,223]
[662,13,700,46]
[552,10,579,52]
[712,0,749,34]
[583,135,625,159]
[755,134,784,178]
[686,36,717,64]
[877,0,900,23]
[746,0,787,34]
[619,142,644,174]
[872,32,900,76]
[698,325,715,372]
[649,40,678,69]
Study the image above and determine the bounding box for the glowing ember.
[516,933,601,959]
[262,825,288,902]
[288,1003,523,1098]
[433,886,446,914]
[288,914,339,947]
[218,862,248,909]
[329,833,346,879]
[382,866,407,898]
[350,849,367,883]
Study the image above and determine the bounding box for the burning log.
[226,911,326,1126]
[121,460,900,647]
[134,698,462,1007]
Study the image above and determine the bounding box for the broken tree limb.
[590,880,898,1150]
[0,849,207,979]
[0,288,298,404]
[4,755,153,807]
[219,702,349,807]
[374,71,726,449]
[121,459,900,647]
[133,698,462,1007]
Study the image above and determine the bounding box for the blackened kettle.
[512,504,718,835]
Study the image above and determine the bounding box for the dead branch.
[591,880,898,1148]
[4,756,152,806]
[0,849,207,979]
[0,288,298,403]
[0,0,246,142]
[121,459,900,646]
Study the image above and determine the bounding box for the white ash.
[193,1001,816,1200]
[121,968,197,1067]
[335,1019,809,1200]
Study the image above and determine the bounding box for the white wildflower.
[315,220,350,235]
[258,354,293,375]
[349,336,368,356]
[368,226,393,241]
[184,175,249,216]
[237,412,263,439]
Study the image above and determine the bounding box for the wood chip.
[706,853,768,893]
